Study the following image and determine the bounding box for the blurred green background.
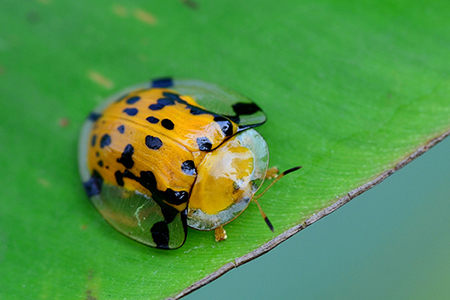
[187,134,450,300]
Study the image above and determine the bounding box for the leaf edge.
[169,129,450,300]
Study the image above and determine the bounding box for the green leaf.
[1,0,449,299]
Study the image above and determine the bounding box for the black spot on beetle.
[227,115,240,124]
[157,98,175,106]
[161,119,174,130]
[232,102,261,116]
[145,135,163,150]
[114,170,125,187]
[149,97,176,111]
[181,160,196,176]
[83,170,103,197]
[164,189,189,206]
[158,98,176,106]
[126,96,140,104]
[189,106,208,116]
[137,171,158,195]
[97,160,103,167]
[100,134,111,148]
[197,137,212,151]
[113,168,189,248]
[151,221,170,249]
[146,116,159,124]
[149,103,164,111]
[123,108,138,116]
[162,92,182,101]
[224,102,265,128]
[91,135,97,146]
[88,112,102,121]
[116,144,134,169]
[214,116,234,136]
[114,169,185,223]
[151,77,173,88]
[117,125,125,134]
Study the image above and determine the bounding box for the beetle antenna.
[253,166,302,231]
[254,166,302,201]
[253,199,274,232]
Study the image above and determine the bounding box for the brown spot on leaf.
[59,118,70,127]
[87,70,114,89]
[86,270,98,300]
[86,289,96,300]
[134,8,157,25]
[38,178,50,187]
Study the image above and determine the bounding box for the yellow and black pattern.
[79,78,268,249]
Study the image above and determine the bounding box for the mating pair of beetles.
[78,78,300,249]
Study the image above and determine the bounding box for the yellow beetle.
[78,78,300,249]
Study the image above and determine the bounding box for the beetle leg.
[265,166,279,179]
[214,226,227,242]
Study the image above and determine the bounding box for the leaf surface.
[1,0,450,299]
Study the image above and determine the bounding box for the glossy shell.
[78,78,269,249]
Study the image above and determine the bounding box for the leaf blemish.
[87,71,114,89]
[134,8,157,25]
[38,178,50,187]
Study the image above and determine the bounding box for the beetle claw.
[265,166,279,180]
[214,227,227,242]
